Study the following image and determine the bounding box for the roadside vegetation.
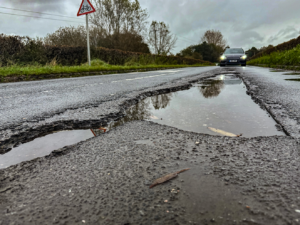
[246,34,300,70]
[0,59,211,78]
[247,44,300,68]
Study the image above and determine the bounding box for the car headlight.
[240,55,247,60]
[220,55,227,60]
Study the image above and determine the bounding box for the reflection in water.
[151,93,174,109]
[91,93,174,136]
[198,80,224,98]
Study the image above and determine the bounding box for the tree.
[44,26,87,47]
[245,47,258,58]
[148,21,177,55]
[90,0,149,36]
[177,45,203,60]
[177,42,221,63]
[200,29,227,50]
[43,24,150,53]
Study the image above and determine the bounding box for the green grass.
[0,59,213,77]
[248,44,300,67]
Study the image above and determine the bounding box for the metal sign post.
[77,0,96,66]
[86,13,90,66]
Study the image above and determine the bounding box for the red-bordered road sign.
[77,0,96,16]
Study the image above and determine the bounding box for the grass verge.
[0,59,213,78]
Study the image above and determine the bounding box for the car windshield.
[224,49,244,54]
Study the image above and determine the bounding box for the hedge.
[249,35,300,60]
[0,34,213,66]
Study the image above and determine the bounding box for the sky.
[1,0,300,54]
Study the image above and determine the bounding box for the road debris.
[149,115,159,120]
[208,127,242,137]
[149,168,190,188]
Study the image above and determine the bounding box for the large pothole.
[0,74,285,169]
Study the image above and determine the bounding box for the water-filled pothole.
[285,79,300,82]
[133,74,284,137]
[0,74,285,169]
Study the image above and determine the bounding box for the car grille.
[226,56,240,59]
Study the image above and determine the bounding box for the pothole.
[0,74,285,169]
[138,74,284,137]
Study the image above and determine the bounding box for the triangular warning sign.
[77,0,96,16]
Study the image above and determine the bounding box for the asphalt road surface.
[1,66,300,225]
[0,67,217,130]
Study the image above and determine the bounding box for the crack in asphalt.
[0,67,300,224]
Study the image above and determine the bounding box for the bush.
[248,44,300,66]
[0,34,213,67]
[249,35,300,60]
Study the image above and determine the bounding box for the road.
[0,67,217,130]
[1,66,300,225]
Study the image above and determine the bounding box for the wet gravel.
[0,66,300,224]
[0,121,299,225]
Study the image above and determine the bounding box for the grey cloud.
[268,27,299,43]
[2,0,300,53]
[140,0,300,52]
[7,0,71,14]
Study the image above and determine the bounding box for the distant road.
[0,67,217,129]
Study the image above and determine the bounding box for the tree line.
[1,0,230,64]
[44,0,177,56]
[43,0,229,63]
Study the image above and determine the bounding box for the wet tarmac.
[1,66,300,224]
[0,74,284,169]
[0,121,297,225]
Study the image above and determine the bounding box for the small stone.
[139,210,145,216]
[295,209,300,213]
[164,200,168,203]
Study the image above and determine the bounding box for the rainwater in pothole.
[0,74,285,169]
[140,74,284,137]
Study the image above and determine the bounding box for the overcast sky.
[1,0,300,54]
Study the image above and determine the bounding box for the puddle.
[0,74,285,169]
[136,75,284,137]
[285,78,300,82]
[270,69,287,72]
[282,73,300,75]
[0,130,95,169]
